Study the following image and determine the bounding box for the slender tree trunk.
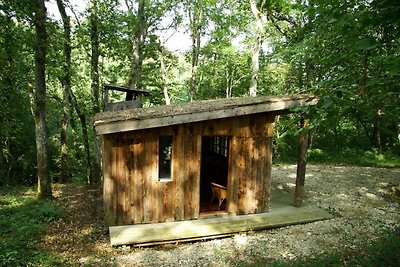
[249,0,267,97]
[128,0,146,89]
[33,0,51,199]
[358,52,369,97]
[225,68,235,98]
[250,37,261,96]
[56,0,72,183]
[373,110,382,150]
[90,0,101,183]
[70,90,93,184]
[90,0,100,113]
[397,118,400,145]
[159,49,171,105]
[188,0,203,101]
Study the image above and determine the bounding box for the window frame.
[158,135,173,181]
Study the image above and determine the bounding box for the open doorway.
[200,136,230,214]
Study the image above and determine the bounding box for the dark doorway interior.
[200,136,230,213]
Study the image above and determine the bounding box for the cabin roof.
[94,94,316,135]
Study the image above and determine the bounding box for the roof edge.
[94,95,316,135]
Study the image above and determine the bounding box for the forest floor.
[43,164,400,266]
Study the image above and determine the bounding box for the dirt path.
[43,165,400,266]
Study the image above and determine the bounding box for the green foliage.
[0,187,64,266]
[308,148,400,168]
[1,0,399,186]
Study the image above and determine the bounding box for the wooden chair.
[210,182,227,210]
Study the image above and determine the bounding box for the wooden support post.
[294,117,309,206]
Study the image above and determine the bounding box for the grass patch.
[306,148,400,168]
[0,186,64,266]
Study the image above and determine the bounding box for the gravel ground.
[109,165,400,266]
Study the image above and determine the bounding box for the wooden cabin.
[94,95,322,246]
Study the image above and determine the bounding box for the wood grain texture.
[102,112,276,226]
[103,136,114,225]
[109,200,333,246]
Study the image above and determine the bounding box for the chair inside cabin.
[210,182,227,210]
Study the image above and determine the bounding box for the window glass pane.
[159,136,172,179]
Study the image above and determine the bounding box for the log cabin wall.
[103,113,275,226]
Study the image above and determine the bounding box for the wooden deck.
[109,190,333,246]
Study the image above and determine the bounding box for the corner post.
[294,116,309,206]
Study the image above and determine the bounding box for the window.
[211,136,229,157]
[159,136,173,180]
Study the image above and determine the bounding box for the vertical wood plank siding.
[103,113,274,226]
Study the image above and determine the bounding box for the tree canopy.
[0,0,399,188]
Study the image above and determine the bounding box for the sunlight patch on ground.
[335,193,348,200]
[233,234,247,246]
[286,183,296,188]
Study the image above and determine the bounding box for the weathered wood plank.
[227,137,238,215]
[119,138,126,224]
[263,137,273,212]
[143,139,151,224]
[183,128,191,220]
[237,138,246,214]
[252,138,260,213]
[253,138,261,213]
[192,134,201,219]
[132,140,143,223]
[165,182,174,221]
[123,138,131,225]
[111,139,119,225]
[149,136,159,223]
[109,203,333,246]
[254,137,266,213]
[128,141,135,224]
[103,136,115,225]
[245,138,253,214]
[174,126,184,221]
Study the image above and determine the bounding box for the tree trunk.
[397,118,400,145]
[128,0,146,89]
[159,48,171,105]
[70,90,93,184]
[188,0,203,101]
[358,52,369,97]
[90,0,100,113]
[90,0,101,183]
[294,117,309,206]
[250,36,260,97]
[33,0,52,199]
[56,0,71,183]
[249,0,267,97]
[373,110,382,150]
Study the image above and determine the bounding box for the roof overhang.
[94,95,316,135]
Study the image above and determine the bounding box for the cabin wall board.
[103,113,274,226]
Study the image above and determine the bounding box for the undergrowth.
[275,148,400,168]
[0,187,64,266]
